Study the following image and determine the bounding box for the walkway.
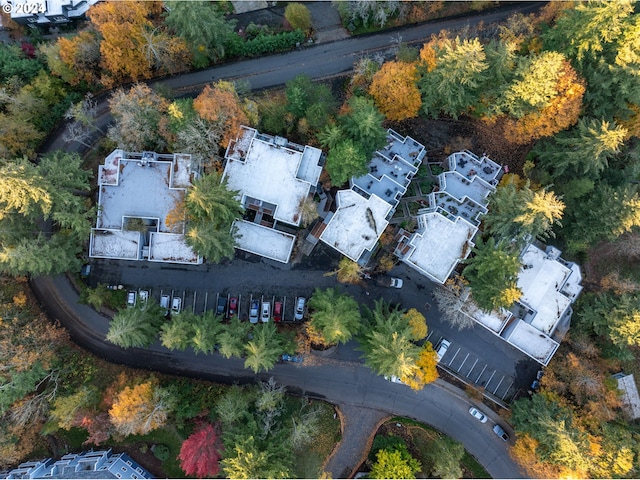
[325,404,390,478]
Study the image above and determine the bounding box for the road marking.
[467,358,478,377]
[500,381,514,400]
[204,291,208,311]
[458,353,470,372]
[492,376,505,395]
[475,365,487,383]
[192,291,197,313]
[426,331,433,341]
[485,370,496,388]
[447,347,461,367]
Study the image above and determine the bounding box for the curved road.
[31,5,544,477]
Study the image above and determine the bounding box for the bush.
[152,443,170,461]
[285,3,313,32]
[242,30,306,57]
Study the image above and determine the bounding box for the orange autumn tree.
[503,59,585,144]
[369,61,422,121]
[57,31,101,86]
[108,379,173,436]
[87,1,162,87]
[193,81,249,148]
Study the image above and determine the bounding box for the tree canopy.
[308,287,361,346]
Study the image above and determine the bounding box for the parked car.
[273,301,283,322]
[435,339,450,362]
[261,301,271,323]
[249,300,260,324]
[171,296,182,314]
[493,424,509,442]
[384,375,406,385]
[127,291,136,308]
[216,296,227,316]
[160,294,170,315]
[80,264,91,278]
[377,276,403,288]
[468,406,488,423]
[228,297,238,318]
[138,290,149,304]
[294,297,306,321]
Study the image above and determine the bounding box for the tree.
[215,385,253,428]
[325,256,363,284]
[297,195,319,227]
[106,301,164,349]
[0,153,93,276]
[141,27,192,76]
[369,61,421,121]
[50,386,99,430]
[87,1,163,86]
[578,292,640,350]
[109,380,173,436]
[324,138,368,186]
[217,316,252,359]
[536,118,628,179]
[108,84,169,152]
[370,447,421,479]
[52,31,101,86]
[220,435,291,479]
[403,308,427,340]
[432,279,476,330]
[462,238,522,312]
[178,423,224,478]
[193,81,248,149]
[340,96,387,156]
[418,37,489,119]
[244,323,289,374]
[284,3,312,33]
[184,172,243,262]
[164,1,237,66]
[483,175,564,243]
[426,436,464,479]
[359,300,422,380]
[191,310,223,355]
[284,74,336,134]
[160,312,194,351]
[308,287,362,346]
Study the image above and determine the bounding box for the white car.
[384,375,406,385]
[138,290,149,304]
[390,277,403,288]
[127,291,136,307]
[171,296,182,314]
[468,406,488,423]
[435,339,450,362]
[294,297,305,321]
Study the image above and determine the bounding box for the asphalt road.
[30,4,549,477]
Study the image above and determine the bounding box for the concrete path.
[324,404,390,479]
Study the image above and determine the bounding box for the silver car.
[294,297,305,321]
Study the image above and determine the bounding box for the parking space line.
[425,331,433,341]
[492,376,505,395]
[500,381,514,400]
[204,292,208,311]
[475,365,487,383]
[467,358,478,377]
[192,291,197,313]
[446,347,461,367]
[484,370,496,388]
[457,353,470,372]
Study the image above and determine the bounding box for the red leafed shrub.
[178,423,224,478]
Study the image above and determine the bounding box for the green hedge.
[227,30,306,58]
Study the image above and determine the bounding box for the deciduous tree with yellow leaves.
[369,61,421,121]
[109,379,173,437]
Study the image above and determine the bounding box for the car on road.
[294,297,305,321]
[171,296,182,314]
[493,424,509,442]
[216,296,227,316]
[249,300,260,324]
[261,301,271,323]
[273,301,283,322]
[377,276,404,288]
[469,406,488,423]
[127,291,136,307]
[228,297,238,318]
[384,375,406,385]
[435,338,450,362]
[281,353,303,363]
[160,294,170,315]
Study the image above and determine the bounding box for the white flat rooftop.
[617,374,640,420]
[96,159,184,233]
[518,245,573,335]
[320,190,391,262]
[466,304,511,334]
[223,128,321,226]
[149,233,200,264]
[90,229,140,260]
[441,172,493,206]
[403,212,477,284]
[505,320,559,365]
[233,220,295,263]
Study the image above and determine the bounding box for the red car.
[273,301,283,322]
[228,297,238,318]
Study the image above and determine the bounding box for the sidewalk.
[324,403,390,478]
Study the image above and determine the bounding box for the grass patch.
[292,401,340,478]
[119,425,185,478]
[462,451,492,479]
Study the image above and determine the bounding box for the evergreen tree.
[106,301,164,349]
[308,287,361,346]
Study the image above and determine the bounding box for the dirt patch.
[390,116,534,173]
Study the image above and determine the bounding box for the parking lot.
[426,331,519,403]
[134,287,306,322]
